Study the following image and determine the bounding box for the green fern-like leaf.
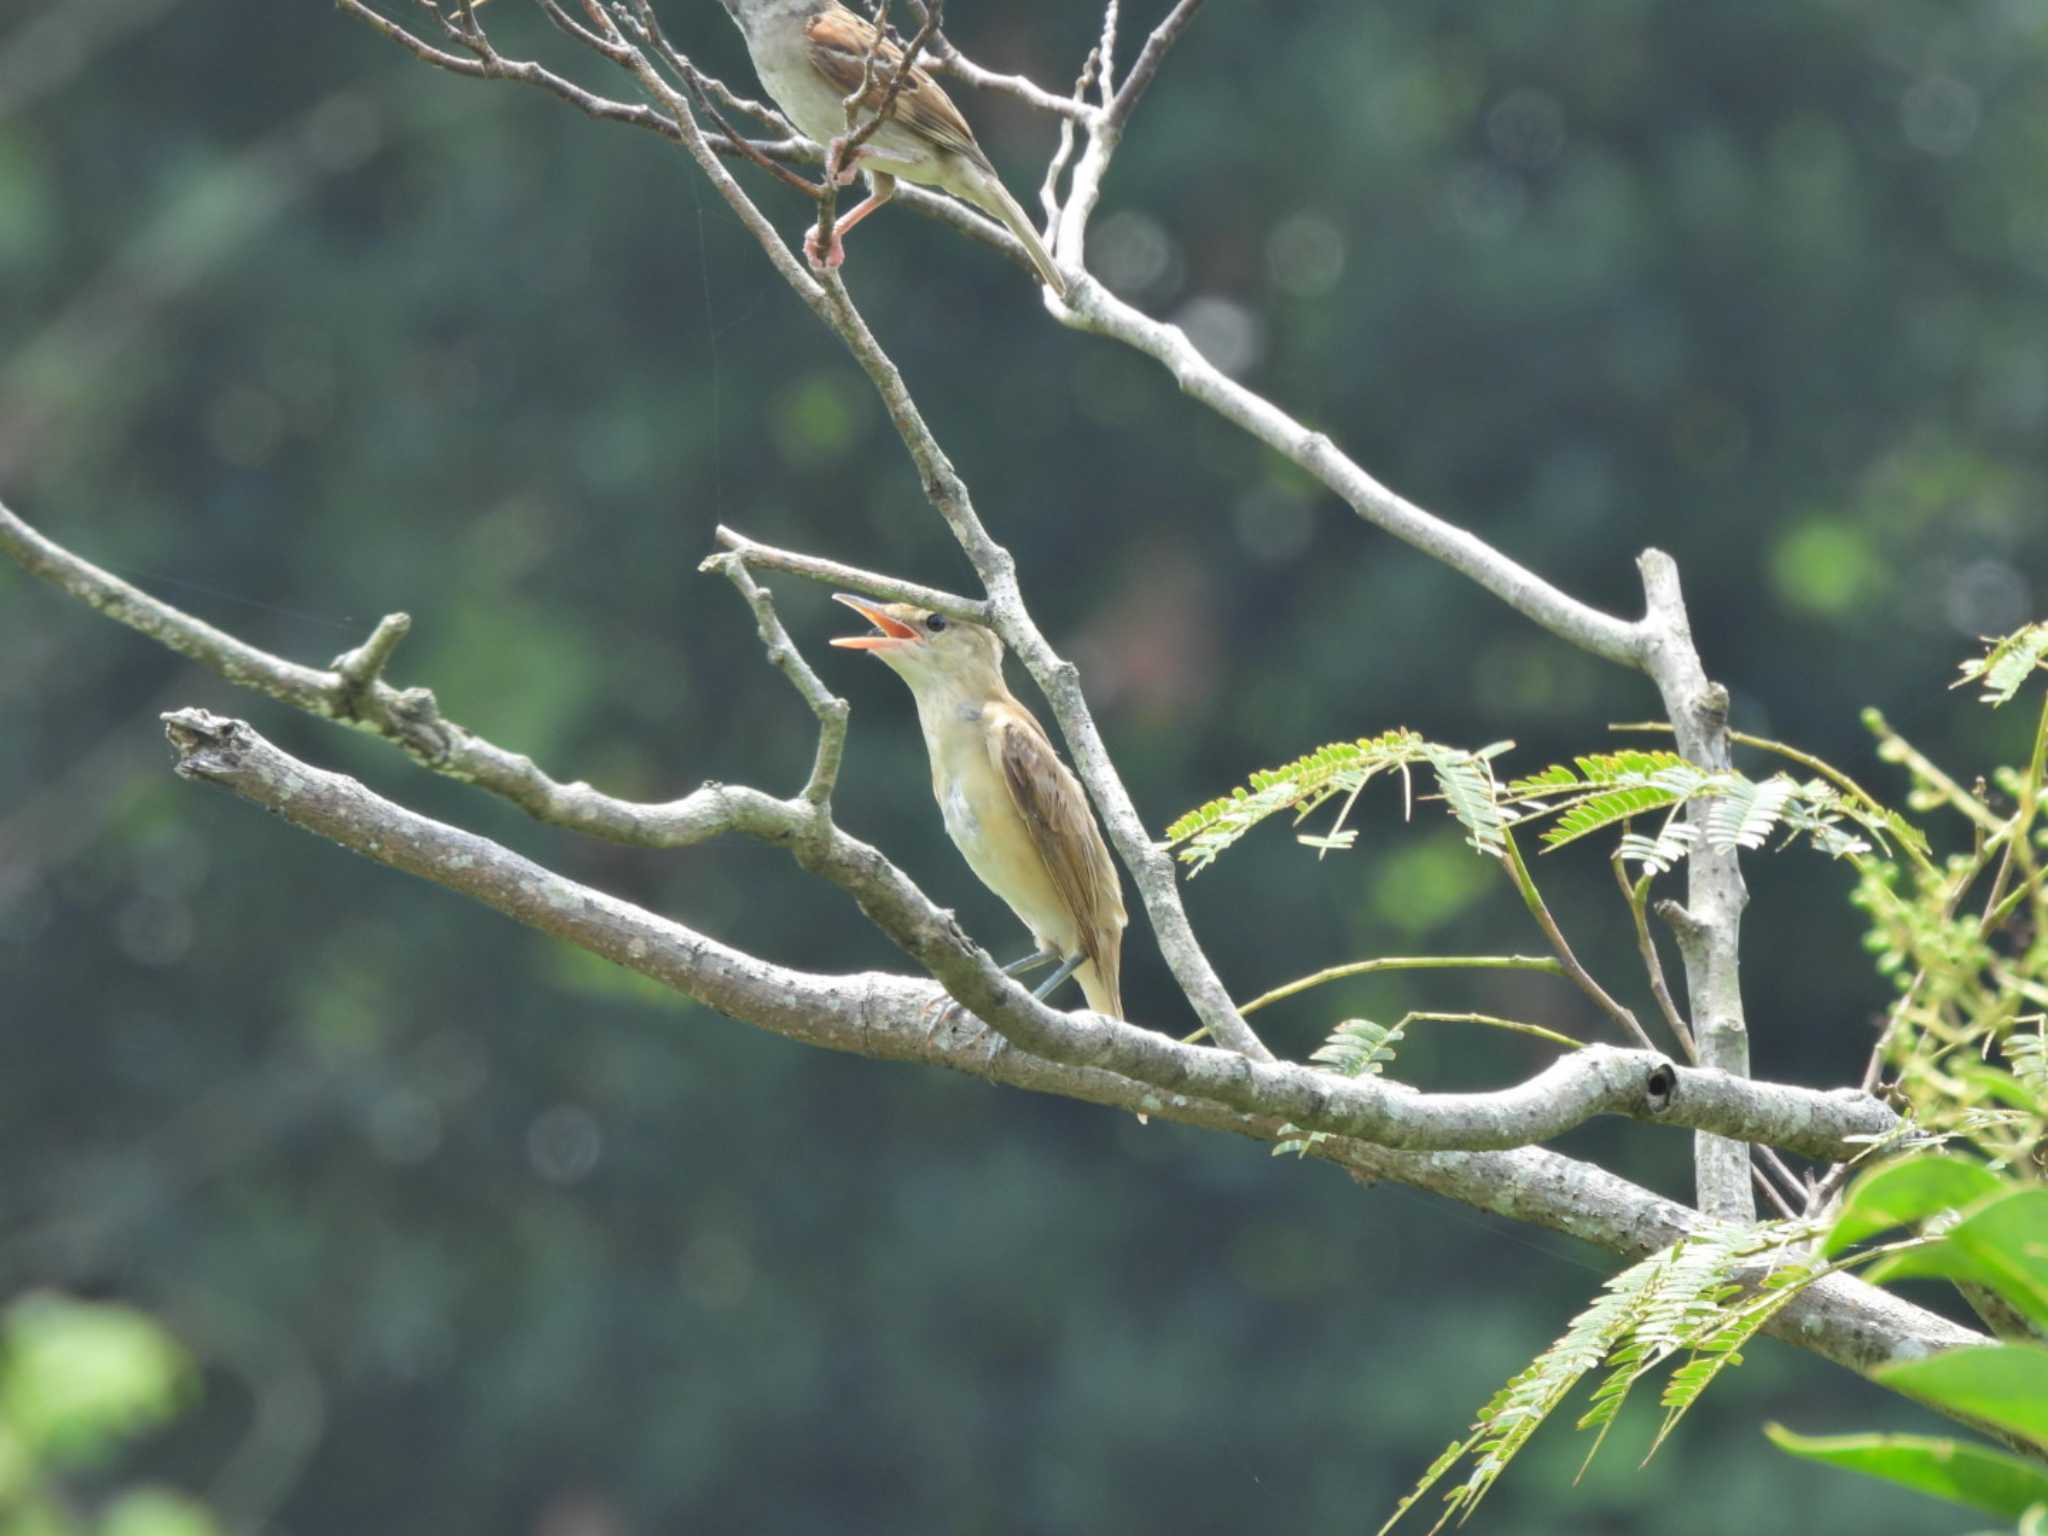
[1381,1221,1830,1533]
[1424,744,1506,855]
[1164,730,1428,874]
[1543,783,1691,849]
[1166,730,1511,872]
[2005,1027,2047,1101]
[1269,1123,1331,1159]
[1573,1225,1792,1472]
[1505,750,1691,797]
[1309,1018,1403,1077]
[1649,1260,1815,1459]
[1704,774,1800,851]
[1955,621,2048,707]
[1379,1247,1678,1534]
[1507,752,1719,854]
[1617,823,1699,873]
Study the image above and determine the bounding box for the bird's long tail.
[971,174,1069,300]
[1077,955,1122,1020]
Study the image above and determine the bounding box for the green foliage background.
[1,0,2043,1528]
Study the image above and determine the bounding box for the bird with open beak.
[716,0,1069,298]
[831,595,1125,1019]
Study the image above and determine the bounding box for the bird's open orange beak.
[829,593,919,651]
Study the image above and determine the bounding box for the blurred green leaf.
[1822,1154,2005,1256]
[1865,1191,2048,1332]
[0,1297,192,1470]
[1764,1424,2048,1520]
[1768,520,1886,617]
[98,1489,222,1536]
[1944,1190,2048,1331]
[1874,1345,2048,1452]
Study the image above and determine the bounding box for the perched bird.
[831,596,1124,1017]
[716,0,1069,297]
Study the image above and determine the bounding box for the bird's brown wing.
[990,705,1127,1015]
[803,6,990,167]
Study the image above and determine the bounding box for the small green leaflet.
[1954,621,2048,707]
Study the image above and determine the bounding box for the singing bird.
[717,0,1069,297]
[832,596,1124,1018]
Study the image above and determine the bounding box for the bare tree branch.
[1615,852,1699,1061]
[150,709,1982,1400]
[146,707,1891,1162]
[1008,5,1761,1217]
[1105,0,1202,130]
[0,497,758,847]
[925,35,1098,121]
[712,527,987,620]
[1638,552,1754,1218]
[5,0,1994,1471]
[1,484,1893,1162]
[702,553,849,809]
[83,0,1777,1182]
[1056,280,1647,664]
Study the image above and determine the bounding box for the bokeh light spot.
[1768,520,1886,616]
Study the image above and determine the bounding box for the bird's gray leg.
[976,954,1084,1077]
[1028,954,1083,1004]
[924,948,1058,1043]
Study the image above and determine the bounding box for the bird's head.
[831,594,1005,698]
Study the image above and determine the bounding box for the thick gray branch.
[1639,551,1754,1219]
[160,711,1894,1162]
[155,709,1979,1394]
[1055,280,1645,665]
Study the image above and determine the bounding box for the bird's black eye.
[925,614,948,633]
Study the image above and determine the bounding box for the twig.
[925,36,1098,121]
[1858,974,1923,1095]
[702,554,849,810]
[0,497,760,846]
[1398,1012,1584,1051]
[712,527,986,620]
[332,0,667,131]
[1057,281,1650,666]
[1039,44,1100,228]
[1238,953,1567,1017]
[1756,1145,1808,1208]
[639,13,826,204]
[331,612,412,706]
[1751,1161,1797,1221]
[1105,0,1203,130]
[1612,851,1698,1060]
[1865,708,2004,836]
[1096,0,1120,99]
[1500,829,1658,1052]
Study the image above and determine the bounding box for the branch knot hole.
[1644,1058,1679,1110]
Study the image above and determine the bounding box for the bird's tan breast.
[926,716,1078,952]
